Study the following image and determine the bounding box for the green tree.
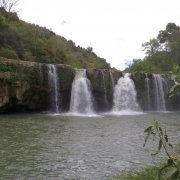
[142,38,160,56]
[22,51,35,61]
[157,23,180,65]
[86,46,93,53]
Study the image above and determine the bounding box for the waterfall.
[38,63,43,84]
[112,73,140,112]
[152,74,166,111]
[145,73,151,111]
[47,64,60,113]
[100,70,108,111]
[70,69,94,115]
[110,72,115,93]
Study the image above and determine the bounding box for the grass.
[108,166,158,180]
[108,158,180,180]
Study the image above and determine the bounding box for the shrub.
[0,48,19,59]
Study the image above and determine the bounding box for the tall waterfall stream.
[70,69,94,115]
[47,64,60,113]
[112,73,141,114]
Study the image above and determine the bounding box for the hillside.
[0,7,111,69]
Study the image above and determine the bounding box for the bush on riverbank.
[109,160,180,180]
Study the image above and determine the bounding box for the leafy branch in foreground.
[167,65,180,98]
[144,118,180,179]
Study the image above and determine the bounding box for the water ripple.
[0,112,180,179]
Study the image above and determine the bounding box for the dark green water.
[0,112,180,180]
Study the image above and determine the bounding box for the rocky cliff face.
[0,58,75,113]
[0,58,179,113]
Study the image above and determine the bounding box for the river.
[0,112,180,180]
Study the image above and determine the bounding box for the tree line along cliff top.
[124,23,180,74]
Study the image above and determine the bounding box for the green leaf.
[164,134,168,142]
[167,84,180,98]
[151,151,159,156]
[171,170,179,179]
[173,64,179,73]
[158,126,163,135]
[168,143,173,149]
[158,126,162,132]
[152,117,156,123]
[171,74,177,80]
[143,128,153,147]
[169,71,173,74]
[144,126,153,133]
[158,165,168,180]
[167,159,173,166]
[164,167,177,178]
[158,139,162,151]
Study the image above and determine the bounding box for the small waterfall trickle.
[145,73,151,111]
[38,63,43,84]
[70,69,94,115]
[112,73,140,112]
[152,74,166,111]
[47,64,60,113]
[100,70,108,111]
[110,72,115,93]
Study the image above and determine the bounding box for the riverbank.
[108,166,158,180]
[109,159,180,180]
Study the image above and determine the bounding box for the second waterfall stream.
[70,69,94,115]
[112,73,141,114]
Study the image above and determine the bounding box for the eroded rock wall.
[0,58,75,113]
[86,69,122,112]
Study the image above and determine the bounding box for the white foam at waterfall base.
[69,69,96,116]
[109,110,145,116]
[111,73,143,115]
[57,112,103,117]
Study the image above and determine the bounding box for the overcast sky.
[19,0,180,70]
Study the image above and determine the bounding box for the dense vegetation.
[0,7,111,69]
[125,23,180,73]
